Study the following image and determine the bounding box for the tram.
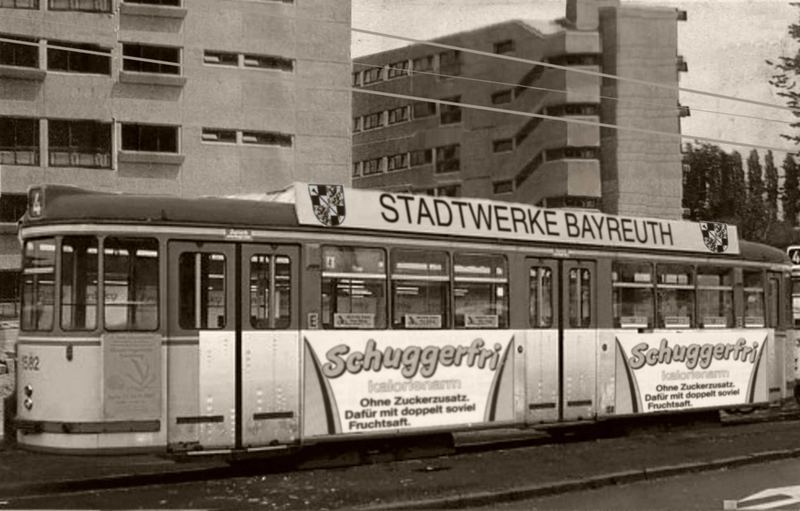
[14,183,798,454]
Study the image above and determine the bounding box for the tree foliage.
[682,143,800,247]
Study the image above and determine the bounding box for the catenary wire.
[351,27,796,113]
[351,61,795,126]
[351,88,798,154]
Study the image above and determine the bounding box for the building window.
[49,119,112,168]
[514,152,544,187]
[412,55,433,73]
[203,50,237,66]
[491,90,513,104]
[387,153,408,171]
[0,116,39,166]
[493,180,513,194]
[439,96,461,125]
[410,149,432,167]
[546,103,599,116]
[121,123,178,153]
[48,41,111,75]
[363,157,383,176]
[493,39,514,55]
[388,106,409,125]
[493,138,513,153]
[541,196,600,209]
[435,144,460,173]
[0,193,26,222]
[201,128,236,143]
[438,50,461,76]
[351,71,360,86]
[122,43,180,75]
[363,112,384,130]
[544,146,599,161]
[362,67,382,84]
[243,53,293,71]
[242,131,292,147]
[123,0,181,4]
[0,34,38,68]
[387,60,409,79]
[0,0,39,8]
[514,116,543,146]
[412,101,436,119]
[0,269,19,319]
[49,0,111,12]
[547,53,600,66]
[352,116,362,133]
[352,161,361,177]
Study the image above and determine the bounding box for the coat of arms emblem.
[308,184,346,226]
[699,222,728,253]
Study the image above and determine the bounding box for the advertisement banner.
[290,184,740,255]
[302,331,515,436]
[615,331,769,414]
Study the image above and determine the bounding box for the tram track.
[5,403,799,502]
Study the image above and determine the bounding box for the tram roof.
[18,184,787,263]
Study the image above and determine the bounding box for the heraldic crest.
[308,184,346,226]
[699,222,728,253]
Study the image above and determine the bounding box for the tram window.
[792,280,800,328]
[249,254,291,329]
[768,274,780,328]
[568,267,592,328]
[612,262,653,329]
[529,266,553,328]
[321,246,386,329]
[21,238,56,331]
[454,253,508,329]
[390,249,448,329]
[178,252,225,330]
[743,270,765,327]
[61,236,98,330]
[104,238,159,331]
[656,264,694,328]
[696,267,733,328]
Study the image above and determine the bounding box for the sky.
[351,0,800,161]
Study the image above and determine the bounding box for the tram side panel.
[301,330,518,439]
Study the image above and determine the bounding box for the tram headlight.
[24,397,33,411]
[24,385,33,397]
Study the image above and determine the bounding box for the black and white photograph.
[1,0,800,509]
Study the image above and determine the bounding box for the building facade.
[0,0,352,316]
[352,0,686,219]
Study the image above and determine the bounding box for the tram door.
[166,242,300,452]
[525,258,596,424]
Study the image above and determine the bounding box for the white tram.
[14,183,799,453]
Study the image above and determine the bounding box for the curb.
[0,464,231,500]
[360,448,800,510]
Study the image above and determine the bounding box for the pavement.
[1,402,800,509]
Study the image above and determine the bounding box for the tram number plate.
[20,354,40,371]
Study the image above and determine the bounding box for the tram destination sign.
[292,184,740,255]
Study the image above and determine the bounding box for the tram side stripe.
[304,337,339,434]
[485,336,514,422]
[746,334,768,404]
[615,337,640,413]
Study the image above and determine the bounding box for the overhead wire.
[351,61,795,126]
[351,88,797,154]
[352,27,796,113]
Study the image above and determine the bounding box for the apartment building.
[0,0,352,316]
[352,0,686,220]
